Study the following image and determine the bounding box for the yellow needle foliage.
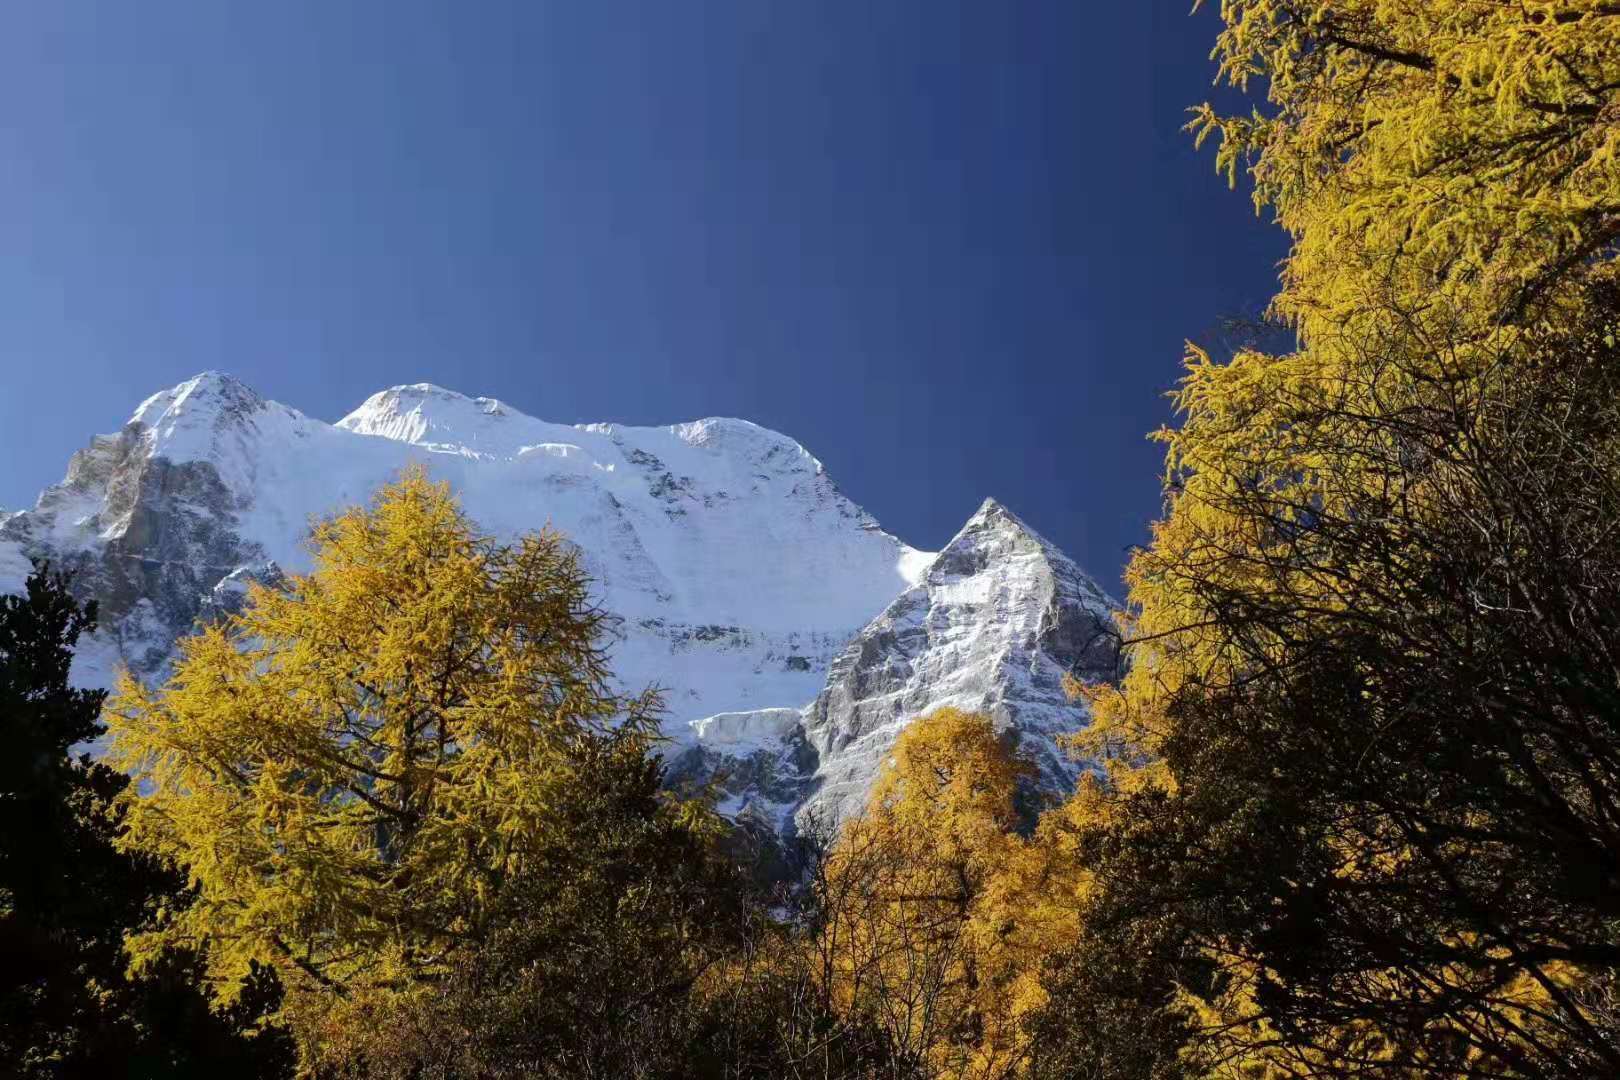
[1047,4,1620,1076]
[1093,0,1620,791]
[818,709,1086,1079]
[104,467,659,1011]
[1193,0,1620,342]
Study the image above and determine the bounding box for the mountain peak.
[8,373,1118,840]
[374,382,508,410]
[666,417,825,473]
[342,383,514,420]
[951,496,1054,553]
[104,372,327,504]
[336,384,550,456]
[968,495,1017,526]
[791,499,1119,829]
[130,371,266,427]
[124,371,292,467]
[927,497,1118,609]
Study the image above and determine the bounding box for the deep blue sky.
[0,1,1284,586]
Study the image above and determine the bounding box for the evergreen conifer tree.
[0,562,292,1077]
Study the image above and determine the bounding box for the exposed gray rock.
[674,499,1120,836]
[0,406,272,675]
[798,498,1119,826]
[198,562,288,624]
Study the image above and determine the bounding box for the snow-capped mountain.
[0,372,1116,834]
[669,498,1120,833]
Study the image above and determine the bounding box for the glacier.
[0,371,1118,834]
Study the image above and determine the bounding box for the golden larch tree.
[105,467,660,1014]
[817,708,1086,1079]
[1032,4,1620,1076]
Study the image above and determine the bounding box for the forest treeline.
[7,1,1620,1077]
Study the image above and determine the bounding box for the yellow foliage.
[1193,0,1620,345]
[1087,0,1620,830]
[1045,4,1620,1074]
[1125,6,1620,764]
[104,467,659,1013]
[818,709,1089,1078]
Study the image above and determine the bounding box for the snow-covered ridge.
[0,371,927,698]
[1,372,1117,834]
[337,381,828,473]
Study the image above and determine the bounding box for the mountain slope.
[0,373,1115,831]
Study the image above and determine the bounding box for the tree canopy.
[1030,4,1620,1077]
[105,468,662,1030]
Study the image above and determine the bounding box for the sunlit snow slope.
[0,372,1115,832]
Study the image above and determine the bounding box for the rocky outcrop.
[798,498,1118,825]
[0,421,271,675]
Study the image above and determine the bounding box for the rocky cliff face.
[0,372,1116,832]
[0,376,293,677]
[667,499,1120,835]
[801,498,1120,824]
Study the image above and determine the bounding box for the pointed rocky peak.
[960,496,1034,538]
[792,494,1118,830]
[927,498,1117,609]
[954,497,1057,551]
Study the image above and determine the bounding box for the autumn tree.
[684,903,920,1080]
[816,709,1084,1079]
[1028,4,1620,1077]
[105,468,663,1061]
[305,714,753,1080]
[1036,294,1620,1078]
[1191,0,1620,341]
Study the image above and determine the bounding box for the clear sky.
[0,1,1284,586]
